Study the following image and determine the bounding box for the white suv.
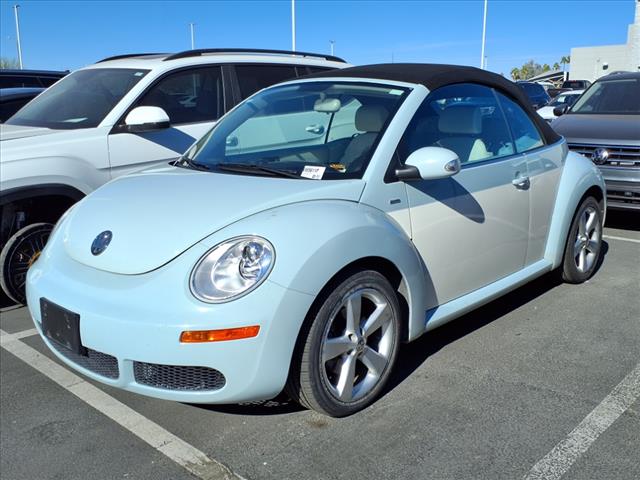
[0,48,347,303]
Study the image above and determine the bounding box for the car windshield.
[549,93,580,107]
[181,81,409,179]
[6,68,149,129]
[571,78,640,114]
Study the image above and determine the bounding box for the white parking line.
[0,329,245,480]
[0,304,22,313]
[12,328,38,339]
[523,362,640,480]
[603,234,640,244]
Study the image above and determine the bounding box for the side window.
[496,92,544,153]
[235,65,298,99]
[400,83,516,164]
[0,76,41,88]
[136,67,223,125]
[39,76,60,87]
[307,67,334,74]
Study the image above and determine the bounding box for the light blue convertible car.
[27,64,606,417]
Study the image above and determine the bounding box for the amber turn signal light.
[180,326,260,343]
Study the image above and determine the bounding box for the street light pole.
[480,0,487,69]
[189,22,195,50]
[330,40,334,56]
[291,0,296,51]
[14,4,23,69]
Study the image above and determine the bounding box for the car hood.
[62,165,366,274]
[0,123,60,141]
[552,114,640,144]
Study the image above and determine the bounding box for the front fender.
[0,156,107,197]
[199,200,430,341]
[544,151,606,268]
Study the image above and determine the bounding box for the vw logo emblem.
[591,148,609,165]
[91,230,112,256]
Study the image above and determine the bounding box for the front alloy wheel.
[562,197,603,283]
[0,222,53,304]
[287,270,401,417]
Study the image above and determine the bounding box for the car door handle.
[305,124,325,135]
[512,175,530,190]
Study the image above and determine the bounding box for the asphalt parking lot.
[1,211,638,480]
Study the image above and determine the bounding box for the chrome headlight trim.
[190,235,275,303]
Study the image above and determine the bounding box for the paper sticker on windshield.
[134,71,145,76]
[389,89,404,96]
[301,166,326,180]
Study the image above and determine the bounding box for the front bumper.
[26,240,315,403]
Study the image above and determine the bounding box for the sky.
[0,0,636,77]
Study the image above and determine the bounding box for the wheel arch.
[0,184,85,242]
[0,183,85,206]
[301,255,412,344]
[544,152,606,268]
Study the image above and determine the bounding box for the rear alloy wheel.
[287,270,401,417]
[561,197,603,284]
[0,222,53,305]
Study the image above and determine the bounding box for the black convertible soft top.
[305,63,561,145]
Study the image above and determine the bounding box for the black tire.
[561,196,603,284]
[0,222,53,305]
[286,270,401,417]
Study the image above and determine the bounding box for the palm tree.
[553,62,561,71]
[560,55,570,71]
[510,67,521,80]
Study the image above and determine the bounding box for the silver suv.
[0,48,347,304]
[551,72,640,211]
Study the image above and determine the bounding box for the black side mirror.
[553,105,569,117]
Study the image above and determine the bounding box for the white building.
[570,0,640,82]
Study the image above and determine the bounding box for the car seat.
[341,105,389,171]
[435,105,491,163]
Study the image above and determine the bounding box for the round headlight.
[190,236,275,303]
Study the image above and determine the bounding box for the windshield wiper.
[216,163,303,179]
[175,157,211,171]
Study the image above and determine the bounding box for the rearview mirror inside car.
[124,106,171,133]
[396,146,461,181]
[314,98,341,113]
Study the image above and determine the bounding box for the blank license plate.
[40,298,85,355]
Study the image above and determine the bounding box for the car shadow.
[383,241,609,396]
[605,209,640,232]
[191,394,305,416]
[188,243,609,417]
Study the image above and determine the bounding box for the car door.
[107,66,225,177]
[227,64,327,149]
[496,91,563,265]
[399,83,530,308]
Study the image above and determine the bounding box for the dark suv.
[0,69,67,88]
[552,72,640,210]
[516,81,551,109]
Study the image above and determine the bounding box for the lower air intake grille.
[50,342,119,379]
[133,361,226,391]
